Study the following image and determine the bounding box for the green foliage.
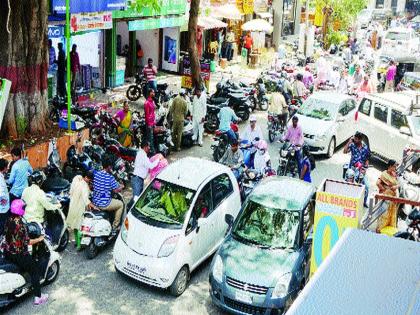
[16,116,28,136]
[326,31,348,46]
[130,0,161,12]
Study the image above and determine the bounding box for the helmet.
[216,82,222,90]
[179,88,186,96]
[27,222,42,239]
[345,168,355,181]
[302,144,310,156]
[30,170,46,186]
[10,199,26,216]
[256,140,268,151]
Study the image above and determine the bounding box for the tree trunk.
[187,0,202,90]
[0,0,49,139]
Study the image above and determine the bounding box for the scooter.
[79,193,127,259]
[0,223,61,307]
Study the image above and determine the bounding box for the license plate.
[81,237,91,245]
[235,291,252,304]
[126,261,146,274]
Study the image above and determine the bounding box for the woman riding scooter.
[1,199,48,305]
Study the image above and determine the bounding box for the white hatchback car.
[295,92,358,157]
[113,157,242,296]
[382,28,420,58]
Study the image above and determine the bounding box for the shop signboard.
[114,0,186,19]
[0,78,11,130]
[52,0,126,14]
[236,0,254,14]
[70,11,113,34]
[128,16,185,31]
[48,26,64,38]
[310,179,364,275]
[181,57,210,91]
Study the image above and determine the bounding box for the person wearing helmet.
[191,87,207,146]
[345,168,355,183]
[292,73,308,98]
[22,171,60,224]
[1,199,48,305]
[253,140,271,174]
[300,145,313,183]
[240,115,263,143]
[169,88,188,151]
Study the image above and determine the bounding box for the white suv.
[355,91,420,161]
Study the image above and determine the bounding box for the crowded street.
[1,0,420,314]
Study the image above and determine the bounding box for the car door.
[184,182,214,267]
[337,100,357,145]
[388,109,411,160]
[370,102,390,157]
[356,98,373,140]
[211,173,236,244]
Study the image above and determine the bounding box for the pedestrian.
[0,158,10,235]
[303,66,314,90]
[2,199,48,305]
[384,60,397,92]
[192,87,207,146]
[114,101,133,147]
[7,147,33,202]
[300,145,313,183]
[67,172,97,250]
[136,40,144,70]
[376,160,399,233]
[170,89,188,151]
[143,58,158,92]
[338,70,349,94]
[243,31,253,64]
[132,142,160,200]
[70,44,80,94]
[57,42,66,97]
[48,39,56,70]
[330,67,340,89]
[352,65,364,87]
[225,29,235,61]
[144,89,156,154]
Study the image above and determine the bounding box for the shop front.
[272,0,302,48]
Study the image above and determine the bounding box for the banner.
[0,79,11,129]
[48,26,65,38]
[128,16,185,31]
[181,57,210,91]
[114,0,186,19]
[70,11,113,33]
[310,183,364,275]
[52,0,125,14]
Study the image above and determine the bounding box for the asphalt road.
[5,109,386,315]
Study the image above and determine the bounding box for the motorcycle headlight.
[157,235,179,258]
[272,273,292,299]
[212,255,224,283]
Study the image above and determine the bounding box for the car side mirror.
[400,126,411,136]
[225,214,234,227]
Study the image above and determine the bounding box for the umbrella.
[212,4,243,20]
[242,19,273,34]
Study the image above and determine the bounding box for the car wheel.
[169,266,189,296]
[268,130,275,143]
[85,239,98,260]
[57,229,69,252]
[45,261,60,284]
[327,137,336,158]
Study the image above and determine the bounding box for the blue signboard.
[48,26,64,38]
[52,0,126,14]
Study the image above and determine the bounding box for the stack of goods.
[81,64,93,90]
[92,67,101,88]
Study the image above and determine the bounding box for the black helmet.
[296,73,303,81]
[216,82,222,90]
[30,170,46,186]
[27,222,42,239]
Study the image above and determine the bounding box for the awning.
[212,4,243,20]
[197,16,228,30]
[256,12,273,19]
[242,19,273,33]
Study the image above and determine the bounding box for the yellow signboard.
[236,0,254,15]
[310,191,362,275]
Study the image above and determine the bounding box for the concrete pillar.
[272,0,283,48]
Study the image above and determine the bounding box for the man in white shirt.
[192,88,207,146]
[240,115,263,143]
[131,142,159,199]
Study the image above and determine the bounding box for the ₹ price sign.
[310,179,365,275]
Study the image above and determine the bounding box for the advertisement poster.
[181,56,210,91]
[0,78,12,129]
[70,11,112,34]
[161,28,179,72]
[310,180,364,275]
[52,0,125,14]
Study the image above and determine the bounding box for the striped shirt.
[143,65,157,82]
[92,170,119,208]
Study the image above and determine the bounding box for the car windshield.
[132,179,195,228]
[408,116,420,136]
[232,198,300,249]
[297,97,338,121]
[386,32,410,41]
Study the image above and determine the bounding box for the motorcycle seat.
[408,210,420,221]
[119,147,137,157]
[0,256,20,273]
[42,177,70,194]
[91,211,110,219]
[210,97,228,105]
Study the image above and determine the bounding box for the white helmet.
[345,168,355,181]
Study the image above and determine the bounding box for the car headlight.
[157,235,179,258]
[212,255,224,283]
[315,134,327,142]
[272,273,293,299]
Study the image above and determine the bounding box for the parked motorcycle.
[277,141,300,177]
[395,209,420,241]
[0,223,61,307]
[80,192,127,259]
[204,101,229,133]
[126,74,147,101]
[211,123,239,162]
[255,81,269,111]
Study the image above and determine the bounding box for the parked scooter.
[79,193,127,259]
[0,223,61,307]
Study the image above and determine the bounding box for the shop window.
[373,103,388,123]
[376,0,384,8]
[391,110,408,130]
[359,99,372,116]
[282,0,297,36]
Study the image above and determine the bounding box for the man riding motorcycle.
[240,115,263,143]
[22,171,60,224]
[281,116,304,173]
[219,139,244,180]
[218,102,241,142]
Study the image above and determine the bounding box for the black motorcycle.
[204,101,229,133]
[267,112,286,143]
[256,82,269,111]
[126,74,147,101]
[277,141,300,177]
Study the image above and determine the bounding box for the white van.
[355,91,420,161]
[113,157,242,296]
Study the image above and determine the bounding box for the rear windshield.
[386,32,410,41]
